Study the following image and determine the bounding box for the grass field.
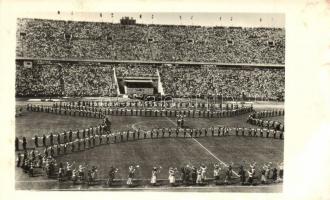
[15,100,284,192]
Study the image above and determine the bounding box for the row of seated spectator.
[16,63,117,97]
[115,64,157,77]
[16,64,63,97]
[159,65,284,100]
[16,62,284,100]
[16,18,285,64]
[62,64,116,96]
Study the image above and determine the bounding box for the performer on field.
[127,165,139,187]
[150,166,161,186]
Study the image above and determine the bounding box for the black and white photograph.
[14,11,285,192]
[1,0,330,199]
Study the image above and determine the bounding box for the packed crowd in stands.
[62,64,116,96]
[16,62,117,97]
[159,65,284,100]
[16,62,284,100]
[115,63,157,77]
[15,64,63,97]
[17,18,285,64]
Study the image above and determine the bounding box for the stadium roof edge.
[15,57,285,68]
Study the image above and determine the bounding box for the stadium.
[15,13,285,192]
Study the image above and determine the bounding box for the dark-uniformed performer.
[127,165,139,187]
[55,132,60,144]
[92,136,96,147]
[22,137,27,150]
[102,132,108,144]
[190,128,193,137]
[34,135,39,148]
[50,133,54,146]
[82,129,86,138]
[69,130,73,142]
[156,129,159,138]
[194,128,198,138]
[120,132,124,142]
[238,165,246,185]
[15,137,19,151]
[99,134,103,145]
[137,128,141,140]
[50,146,55,157]
[133,130,136,140]
[151,129,154,139]
[16,153,22,167]
[107,166,118,186]
[56,144,60,155]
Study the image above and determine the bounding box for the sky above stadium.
[17,12,285,28]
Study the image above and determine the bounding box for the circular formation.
[16,100,284,189]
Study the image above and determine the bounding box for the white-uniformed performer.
[72,168,78,184]
[196,168,203,184]
[200,164,207,181]
[150,166,161,185]
[168,167,176,186]
[213,164,221,182]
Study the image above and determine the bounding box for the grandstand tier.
[16,60,284,100]
[16,18,285,64]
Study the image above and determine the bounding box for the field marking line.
[164,117,239,177]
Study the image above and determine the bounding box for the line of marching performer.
[17,150,283,187]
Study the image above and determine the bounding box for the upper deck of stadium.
[16,18,285,65]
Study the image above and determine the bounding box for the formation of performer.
[19,103,284,188]
[27,104,106,119]
[247,110,284,131]
[16,148,283,186]
[15,124,283,152]
[26,102,253,119]
[53,101,245,111]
